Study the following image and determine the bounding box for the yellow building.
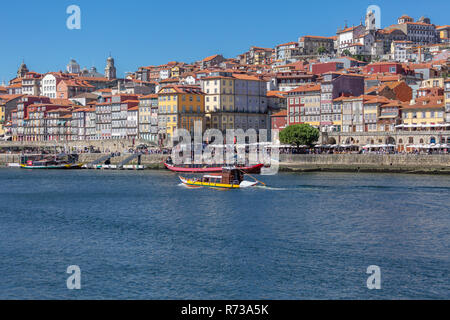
[436,25,450,42]
[170,66,183,79]
[420,78,444,89]
[401,96,445,126]
[158,85,205,143]
[363,96,392,132]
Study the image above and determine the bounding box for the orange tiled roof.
[276,41,298,47]
[288,84,321,93]
[0,94,24,102]
[401,96,445,109]
[203,54,220,62]
[139,94,158,99]
[337,25,362,34]
[267,91,288,98]
[271,110,287,117]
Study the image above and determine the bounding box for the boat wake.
[253,185,290,191]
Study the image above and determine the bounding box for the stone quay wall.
[1,152,449,173]
[278,154,450,173]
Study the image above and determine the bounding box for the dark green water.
[0,169,449,299]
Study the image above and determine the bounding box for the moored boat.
[179,167,261,189]
[19,154,83,170]
[165,162,264,174]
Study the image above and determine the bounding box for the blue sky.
[0,0,448,82]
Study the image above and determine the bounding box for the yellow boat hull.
[179,176,240,189]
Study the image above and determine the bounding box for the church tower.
[105,55,117,80]
[17,61,29,78]
[365,10,376,31]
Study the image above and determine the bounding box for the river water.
[0,169,448,299]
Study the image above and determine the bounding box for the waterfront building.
[0,101,4,136]
[336,95,365,133]
[95,98,112,140]
[127,106,139,141]
[157,85,205,145]
[363,96,391,132]
[110,97,139,140]
[0,94,23,136]
[138,94,158,143]
[25,104,71,141]
[46,108,73,141]
[271,110,287,132]
[267,91,287,112]
[71,106,97,141]
[401,95,446,129]
[233,73,268,132]
[445,79,450,123]
[138,95,152,142]
[320,72,365,132]
[16,96,52,141]
[330,99,343,133]
[200,73,267,132]
[287,84,321,127]
[377,100,402,133]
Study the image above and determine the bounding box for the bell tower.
[365,10,376,31]
[105,55,117,80]
[17,61,29,78]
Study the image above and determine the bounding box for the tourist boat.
[165,160,264,174]
[179,167,262,189]
[20,154,84,169]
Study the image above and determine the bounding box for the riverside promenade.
[1,153,450,174]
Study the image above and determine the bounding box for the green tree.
[317,46,327,55]
[342,49,352,57]
[279,124,320,147]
